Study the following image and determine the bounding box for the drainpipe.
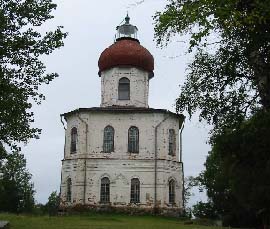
[60,115,67,207]
[59,161,64,208]
[179,123,184,163]
[154,114,170,214]
[182,163,185,213]
[60,115,67,157]
[60,115,67,130]
[76,112,89,205]
[83,159,87,204]
[179,121,185,212]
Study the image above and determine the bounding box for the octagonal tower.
[98,15,154,108]
[59,15,185,217]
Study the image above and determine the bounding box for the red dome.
[98,38,154,76]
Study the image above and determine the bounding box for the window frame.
[130,178,140,203]
[70,127,78,154]
[118,77,130,100]
[100,177,110,203]
[103,125,114,153]
[66,178,72,202]
[128,126,139,153]
[169,179,175,205]
[168,129,176,156]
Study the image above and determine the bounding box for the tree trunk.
[250,50,270,110]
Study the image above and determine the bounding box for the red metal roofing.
[98,38,154,75]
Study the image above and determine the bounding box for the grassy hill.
[0,213,220,229]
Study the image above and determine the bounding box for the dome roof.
[98,37,154,77]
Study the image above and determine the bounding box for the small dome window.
[118,77,130,100]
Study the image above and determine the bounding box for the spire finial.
[125,12,130,24]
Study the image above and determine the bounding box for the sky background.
[22,0,211,204]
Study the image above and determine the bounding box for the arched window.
[118,77,130,100]
[168,129,176,156]
[67,178,72,202]
[103,126,114,153]
[169,179,175,204]
[71,127,77,153]
[100,177,110,203]
[128,126,139,153]
[130,178,140,203]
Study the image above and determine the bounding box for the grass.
[0,213,221,229]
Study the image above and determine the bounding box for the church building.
[59,15,185,215]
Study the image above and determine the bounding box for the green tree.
[183,176,199,213]
[180,176,193,217]
[0,0,67,151]
[154,0,270,134]
[154,1,270,227]
[192,201,217,219]
[197,111,270,227]
[45,191,59,216]
[0,150,35,213]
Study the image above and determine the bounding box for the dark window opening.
[169,179,175,204]
[71,127,77,153]
[128,126,139,153]
[118,77,130,100]
[169,129,176,156]
[103,126,114,153]
[100,177,110,203]
[67,178,72,202]
[130,178,140,203]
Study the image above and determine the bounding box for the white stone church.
[59,15,185,215]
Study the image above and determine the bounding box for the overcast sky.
[22,0,211,204]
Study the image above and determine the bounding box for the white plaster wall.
[60,110,183,210]
[64,112,180,162]
[60,159,183,208]
[100,67,150,108]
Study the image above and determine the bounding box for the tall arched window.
[67,178,72,202]
[130,178,140,203]
[103,126,114,153]
[128,126,139,153]
[118,77,130,100]
[100,177,110,203]
[71,127,77,153]
[169,179,175,204]
[168,129,176,156]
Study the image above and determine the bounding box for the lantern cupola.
[115,13,138,40]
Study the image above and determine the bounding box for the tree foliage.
[192,201,217,219]
[0,0,67,150]
[154,0,270,134]
[183,176,199,208]
[45,191,60,216]
[0,150,35,213]
[197,110,270,227]
[154,1,270,227]
[182,176,198,217]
